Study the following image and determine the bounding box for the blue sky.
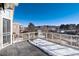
[14,3,79,26]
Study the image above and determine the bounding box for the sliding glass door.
[3,18,11,44]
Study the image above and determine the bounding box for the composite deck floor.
[0,40,47,56]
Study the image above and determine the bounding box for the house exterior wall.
[0,3,15,49]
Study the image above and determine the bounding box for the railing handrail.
[13,31,79,48]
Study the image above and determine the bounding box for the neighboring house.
[35,25,58,32]
[13,23,24,41]
[23,25,58,33]
[0,3,15,49]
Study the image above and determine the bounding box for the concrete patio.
[0,40,47,56]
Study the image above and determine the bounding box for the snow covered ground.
[29,38,79,56]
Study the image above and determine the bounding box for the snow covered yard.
[29,38,79,56]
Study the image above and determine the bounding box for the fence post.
[60,34,61,40]
[12,34,14,43]
[33,32,35,39]
[46,33,47,40]
[71,35,72,46]
[28,33,30,40]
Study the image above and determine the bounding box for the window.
[7,19,10,32]
[5,9,10,17]
[3,19,7,33]
[3,35,6,44]
[3,18,11,44]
